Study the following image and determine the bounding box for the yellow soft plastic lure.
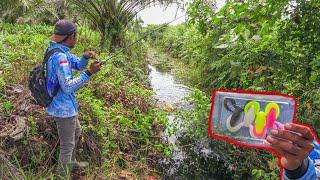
[254,112,267,135]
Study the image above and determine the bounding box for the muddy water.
[148,63,191,143]
[147,61,193,171]
[147,52,216,178]
[148,64,191,109]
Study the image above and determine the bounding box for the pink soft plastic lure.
[266,108,277,128]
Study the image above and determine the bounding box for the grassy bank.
[0,23,169,179]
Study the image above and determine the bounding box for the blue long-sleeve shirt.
[46,41,90,118]
[284,141,320,180]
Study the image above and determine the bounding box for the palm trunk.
[110,35,117,53]
[100,32,107,52]
[110,33,122,53]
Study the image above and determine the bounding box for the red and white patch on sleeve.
[59,59,68,66]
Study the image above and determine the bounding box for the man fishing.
[266,123,320,179]
[46,19,102,178]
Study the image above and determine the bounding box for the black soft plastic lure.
[224,98,244,127]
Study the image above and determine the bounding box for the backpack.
[29,48,62,107]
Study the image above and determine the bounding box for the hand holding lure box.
[209,90,296,147]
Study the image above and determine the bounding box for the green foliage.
[252,169,278,180]
[76,49,170,177]
[26,116,39,138]
[178,89,210,138]
[0,0,66,24]
[0,77,5,104]
[77,48,169,153]
[1,100,14,113]
[0,76,5,88]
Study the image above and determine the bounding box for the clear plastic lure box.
[209,90,296,147]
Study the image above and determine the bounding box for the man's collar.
[49,41,70,52]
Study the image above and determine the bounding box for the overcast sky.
[138,0,226,26]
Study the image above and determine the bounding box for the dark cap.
[54,20,77,35]
[50,20,77,42]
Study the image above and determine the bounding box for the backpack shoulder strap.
[43,48,63,66]
[43,48,63,97]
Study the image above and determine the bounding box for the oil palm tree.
[72,0,176,52]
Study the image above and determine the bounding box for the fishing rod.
[96,14,187,64]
